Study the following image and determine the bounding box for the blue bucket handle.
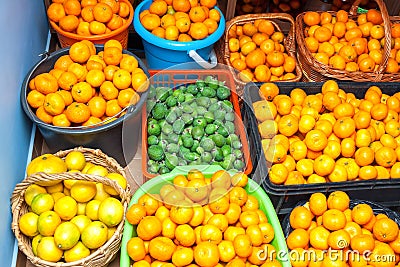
[188,49,217,69]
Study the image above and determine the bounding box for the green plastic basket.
[120,165,290,267]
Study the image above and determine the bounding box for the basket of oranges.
[295,0,396,82]
[219,13,302,97]
[46,0,134,49]
[11,147,131,267]
[20,39,150,166]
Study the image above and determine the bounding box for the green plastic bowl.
[120,165,290,267]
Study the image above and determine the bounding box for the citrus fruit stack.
[26,39,148,127]
[300,9,400,73]
[47,0,132,36]
[227,19,298,83]
[139,0,222,41]
[285,191,400,267]
[125,169,280,267]
[254,80,400,185]
[18,150,128,263]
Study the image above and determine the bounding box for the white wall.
[0,1,49,266]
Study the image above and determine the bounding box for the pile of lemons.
[18,150,127,263]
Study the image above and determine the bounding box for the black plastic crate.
[242,81,400,214]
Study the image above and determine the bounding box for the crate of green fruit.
[142,69,252,179]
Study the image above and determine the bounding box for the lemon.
[19,212,39,237]
[94,183,111,201]
[70,215,92,233]
[63,187,71,196]
[98,197,124,227]
[51,192,65,202]
[77,202,87,215]
[104,173,127,196]
[46,182,64,194]
[64,241,90,262]
[32,234,43,256]
[27,154,67,183]
[70,181,97,203]
[86,165,109,177]
[37,210,61,236]
[64,179,78,189]
[107,227,117,240]
[36,236,63,262]
[54,196,77,220]
[24,184,47,206]
[54,222,81,250]
[31,193,54,215]
[81,221,108,249]
[81,162,95,174]
[85,199,101,220]
[65,151,87,171]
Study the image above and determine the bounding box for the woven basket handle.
[349,0,391,77]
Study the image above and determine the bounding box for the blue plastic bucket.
[134,0,225,70]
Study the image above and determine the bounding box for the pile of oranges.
[254,80,400,185]
[125,169,281,267]
[301,9,400,73]
[46,0,131,36]
[286,191,400,267]
[139,0,221,41]
[227,19,298,83]
[26,39,149,127]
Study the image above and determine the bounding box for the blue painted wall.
[0,1,48,266]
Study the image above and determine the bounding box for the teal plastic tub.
[133,0,225,70]
[120,165,290,267]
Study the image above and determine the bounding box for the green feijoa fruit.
[162,124,173,135]
[216,86,231,100]
[201,152,212,163]
[232,140,243,149]
[179,146,190,158]
[166,96,178,107]
[182,135,194,148]
[214,119,223,127]
[185,93,195,103]
[196,146,205,155]
[165,111,177,124]
[225,112,235,122]
[213,110,225,122]
[225,121,235,134]
[233,159,245,170]
[204,111,215,124]
[226,134,239,145]
[147,123,161,136]
[172,106,182,117]
[220,159,233,170]
[212,133,226,148]
[147,135,159,146]
[221,145,232,157]
[201,87,216,98]
[221,100,233,111]
[183,151,199,162]
[148,162,160,174]
[193,117,207,128]
[172,119,185,134]
[233,149,243,159]
[168,133,179,144]
[205,124,217,135]
[148,86,156,99]
[177,94,185,103]
[190,140,200,152]
[211,148,224,161]
[158,119,167,128]
[165,154,179,170]
[186,84,198,95]
[208,79,219,90]
[196,96,211,108]
[147,159,155,166]
[182,104,194,114]
[191,126,205,140]
[217,126,229,137]
[147,118,158,125]
[159,139,168,150]
[167,143,179,154]
[189,158,202,165]
[178,159,188,166]
[146,100,157,113]
[159,166,170,174]
[172,88,183,98]
[208,102,220,112]
[200,137,215,152]
[183,126,193,135]
[151,103,168,120]
[197,106,207,116]
[148,145,165,161]
[196,80,205,88]
[155,87,170,102]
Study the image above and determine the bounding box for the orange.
[289,206,313,230]
[54,55,74,72]
[333,117,355,139]
[65,102,91,124]
[366,9,383,25]
[43,92,65,116]
[127,237,146,261]
[34,73,59,95]
[99,80,118,100]
[373,218,399,243]
[81,5,95,23]
[93,2,113,23]
[351,234,375,254]
[149,0,168,16]
[194,242,219,267]
[53,113,72,127]
[71,82,93,103]
[152,27,166,38]
[189,6,207,23]
[106,13,124,30]
[305,129,328,152]
[131,72,149,92]
[165,25,179,40]
[327,229,351,249]
[309,226,330,251]
[141,13,161,31]
[245,48,266,69]
[287,228,309,250]
[351,203,374,225]
[87,96,106,118]
[137,216,162,241]
[173,0,191,13]
[118,1,130,17]
[36,106,54,124]
[327,191,350,211]
[266,51,285,67]
[27,90,45,109]
[47,3,66,23]
[314,26,332,43]
[85,69,105,88]
[354,147,374,167]
[203,18,218,35]
[105,99,122,117]
[199,0,216,8]
[103,46,123,66]
[188,22,208,40]
[63,0,81,16]
[59,14,80,32]
[126,203,146,225]
[322,209,346,231]
[303,11,321,26]
[118,88,139,108]
[313,154,335,176]
[149,236,176,262]
[375,146,397,167]
[336,10,348,22]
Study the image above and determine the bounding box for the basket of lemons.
[11,147,131,267]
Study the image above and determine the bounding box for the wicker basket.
[48,0,134,49]
[220,13,302,97]
[11,147,131,267]
[296,0,392,82]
